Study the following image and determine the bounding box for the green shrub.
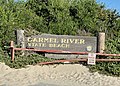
[0,53,54,69]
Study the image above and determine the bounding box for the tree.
[0,0,40,48]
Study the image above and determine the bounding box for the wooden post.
[16,30,25,55]
[10,41,15,61]
[98,32,105,53]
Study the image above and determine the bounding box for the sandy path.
[0,62,120,86]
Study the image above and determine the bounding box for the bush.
[0,53,54,69]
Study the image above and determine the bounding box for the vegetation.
[0,53,54,69]
[0,0,120,76]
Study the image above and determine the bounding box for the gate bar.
[14,47,120,56]
[38,58,120,65]
[10,41,120,62]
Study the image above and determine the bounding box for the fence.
[10,41,120,65]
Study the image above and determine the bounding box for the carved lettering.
[27,43,46,47]
[61,38,85,44]
[38,38,44,42]
[61,39,68,43]
[49,44,69,48]
[26,35,96,52]
[80,39,85,44]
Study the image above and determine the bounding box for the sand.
[0,62,120,86]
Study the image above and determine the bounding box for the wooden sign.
[25,34,97,52]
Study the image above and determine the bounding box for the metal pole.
[10,41,15,61]
[14,48,120,56]
[10,41,120,62]
[38,58,120,65]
